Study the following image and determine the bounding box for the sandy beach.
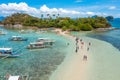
[50,29,120,80]
[50,29,90,80]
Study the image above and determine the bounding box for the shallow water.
[0,26,74,80]
[86,29,120,50]
[87,37,120,80]
[72,30,120,80]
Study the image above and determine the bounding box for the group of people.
[75,37,91,61]
[75,37,79,53]
[75,37,84,53]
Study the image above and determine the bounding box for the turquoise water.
[109,18,120,28]
[72,31,120,80]
[0,26,74,80]
[87,29,120,50]
[72,26,120,80]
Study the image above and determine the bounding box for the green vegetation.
[105,16,114,21]
[2,13,111,31]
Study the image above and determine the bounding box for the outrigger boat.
[36,38,55,42]
[9,36,28,41]
[27,38,55,49]
[5,74,28,80]
[0,48,19,58]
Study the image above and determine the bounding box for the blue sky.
[0,0,120,17]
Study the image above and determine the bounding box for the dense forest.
[2,13,111,31]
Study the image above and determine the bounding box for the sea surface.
[72,20,120,80]
[71,29,120,80]
[0,19,120,80]
[86,19,120,50]
[86,28,120,80]
[0,26,74,80]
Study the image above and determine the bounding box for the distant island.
[0,13,111,31]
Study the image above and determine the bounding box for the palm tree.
[52,14,56,19]
[47,14,50,18]
[58,14,60,16]
[56,13,60,18]
[41,14,44,19]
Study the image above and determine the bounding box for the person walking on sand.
[81,45,83,49]
[89,42,91,46]
[76,42,78,45]
[80,39,82,42]
[67,43,69,45]
[87,47,89,51]
[83,55,87,61]
[81,42,84,45]
[75,48,78,53]
[76,37,79,43]
[77,46,79,50]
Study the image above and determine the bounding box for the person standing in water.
[83,55,87,61]
[89,42,91,46]
[87,47,89,51]
[80,39,82,42]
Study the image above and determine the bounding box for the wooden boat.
[5,74,28,80]
[9,36,28,41]
[0,48,20,58]
[27,42,52,49]
[27,38,55,49]
[36,38,55,43]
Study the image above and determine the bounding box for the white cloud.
[0,2,40,17]
[0,3,82,17]
[86,12,95,15]
[0,2,110,18]
[109,6,116,10]
[40,5,50,12]
[39,5,81,15]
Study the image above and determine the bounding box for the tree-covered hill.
[2,13,111,31]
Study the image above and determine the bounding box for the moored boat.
[4,74,28,80]
[36,38,55,43]
[0,48,20,58]
[27,42,46,49]
[9,36,28,41]
[27,38,55,49]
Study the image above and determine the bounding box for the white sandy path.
[49,29,89,80]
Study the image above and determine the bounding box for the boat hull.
[0,54,20,58]
[9,38,28,41]
[27,45,51,49]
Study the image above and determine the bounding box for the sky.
[0,0,120,18]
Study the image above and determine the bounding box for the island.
[1,13,111,31]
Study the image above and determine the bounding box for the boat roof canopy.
[30,42,44,44]
[38,38,49,40]
[37,38,54,42]
[8,76,20,80]
[12,36,21,37]
[0,48,12,51]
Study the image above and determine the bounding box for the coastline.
[49,29,120,80]
[1,26,120,80]
[49,29,90,80]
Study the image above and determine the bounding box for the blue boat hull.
[0,54,20,58]
[9,38,28,41]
